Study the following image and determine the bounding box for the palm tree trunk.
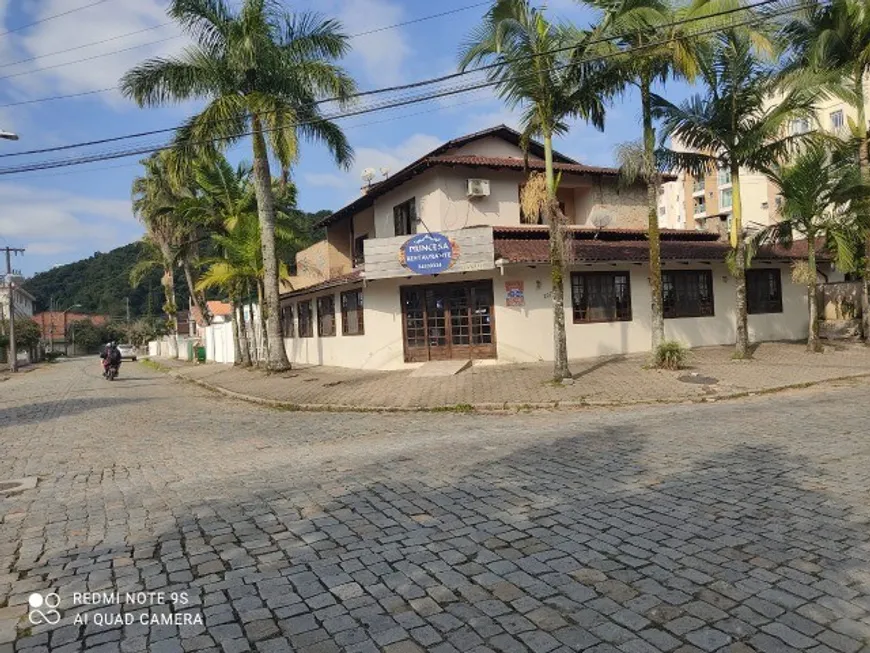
[162,268,178,335]
[731,168,750,358]
[231,298,251,367]
[162,267,179,359]
[182,257,210,328]
[856,70,870,343]
[641,76,665,353]
[250,113,291,371]
[545,132,571,381]
[807,235,821,352]
[255,280,269,367]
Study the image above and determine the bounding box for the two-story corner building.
[279,125,834,370]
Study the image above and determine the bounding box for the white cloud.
[25,242,77,256]
[303,132,441,205]
[463,106,525,134]
[0,0,187,107]
[0,183,137,260]
[317,0,412,86]
[304,173,348,189]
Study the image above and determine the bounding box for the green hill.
[22,208,331,319]
[22,242,188,319]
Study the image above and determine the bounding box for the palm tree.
[121,0,356,371]
[779,0,870,340]
[131,154,185,337]
[188,155,305,366]
[131,151,211,332]
[197,209,302,366]
[459,0,610,381]
[181,156,257,365]
[751,144,870,351]
[586,0,720,357]
[655,29,816,358]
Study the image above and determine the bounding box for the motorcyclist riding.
[100,341,122,378]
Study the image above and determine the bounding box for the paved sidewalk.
[154,342,870,410]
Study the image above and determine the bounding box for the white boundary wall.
[204,322,235,364]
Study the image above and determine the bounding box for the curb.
[156,365,870,414]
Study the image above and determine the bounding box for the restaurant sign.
[364,226,494,280]
[399,233,459,275]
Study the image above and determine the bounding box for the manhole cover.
[678,374,718,385]
[0,477,37,495]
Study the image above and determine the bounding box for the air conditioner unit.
[466,178,490,197]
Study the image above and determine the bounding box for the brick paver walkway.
[160,342,870,409]
[2,359,870,652]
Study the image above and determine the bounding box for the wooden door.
[401,282,497,362]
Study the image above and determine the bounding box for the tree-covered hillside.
[22,208,331,318]
[22,242,189,318]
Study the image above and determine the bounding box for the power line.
[0,93,495,181]
[0,0,112,38]
[0,22,173,69]
[0,36,179,83]
[0,0,777,116]
[0,0,785,161]
[0,2,489,95]
[0,1,812,177]
[0,87,117,109]
[349,1,491,38]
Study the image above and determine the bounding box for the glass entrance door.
[401,281,496,362]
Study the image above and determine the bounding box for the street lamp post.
[63,304,82,356]
[2,132,20,371]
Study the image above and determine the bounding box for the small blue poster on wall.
[399,233,460,274]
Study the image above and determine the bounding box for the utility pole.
[126,297,130,323]
[3,246,26,373]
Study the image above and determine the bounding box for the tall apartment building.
[659,84,870,237]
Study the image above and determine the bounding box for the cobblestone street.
[2,358,870,653]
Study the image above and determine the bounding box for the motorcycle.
[102,359,120,381]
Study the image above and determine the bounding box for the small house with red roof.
[278,126,839,370]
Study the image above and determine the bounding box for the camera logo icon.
[28,593,61,625]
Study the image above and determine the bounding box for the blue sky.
[0,0,694,277]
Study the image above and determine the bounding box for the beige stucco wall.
[349,163,650,239]
[435,169,522,230]
[326,222,352,277]
[281,241,330,292]
[281,259,815,369]
[353,207,375,239]
[371,168,444,237]
[574,183,647,229]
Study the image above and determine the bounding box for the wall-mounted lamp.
[495,257,508,276]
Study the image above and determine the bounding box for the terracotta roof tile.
[280,270,364,299]
[491,225,718,241]
[494,237,830,264]
[426,154,621,176]
[206,301,232,317]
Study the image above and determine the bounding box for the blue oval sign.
[399,233,459,275]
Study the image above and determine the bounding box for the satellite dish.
[379,167,390,179]
[361,168,376,185]
[591,212,612,229]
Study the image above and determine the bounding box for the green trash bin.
[195,346,206,363]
